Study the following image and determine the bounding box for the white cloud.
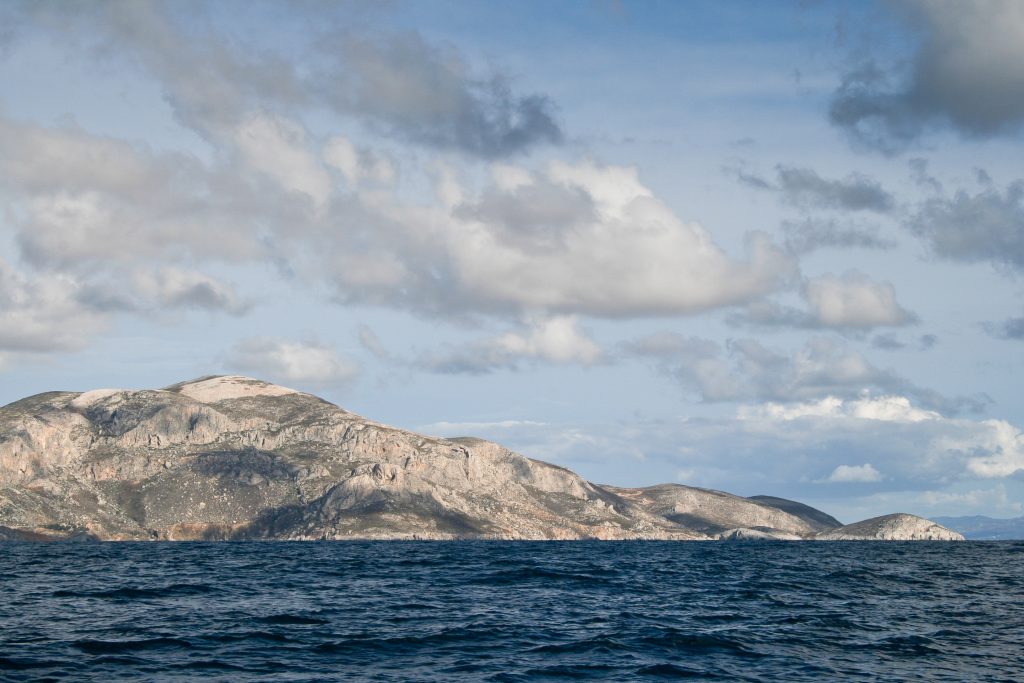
[225,338,359,387]
[936,419,1024,478]
[626,334,977,414]
[419,316,605,374]
[323,136,395,187]
[731,272,915,331]
[825,463,883,483]
[0,117,797,324]
[234,114,331,209]
[132,267,248,314]
[735,395,1024,483]
[805,272,914,328]
[739,395,941,423]
[425,161,797,316]
[0,259,108,352]
[494,316,604,365]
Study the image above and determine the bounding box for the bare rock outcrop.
[747,495,842,533]
[0,376,695,541]
[717,527,804,541]
[0,376,960,542]
[816,514,964,541]
[606,484,822,537]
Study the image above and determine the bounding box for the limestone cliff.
[0,376,961,542]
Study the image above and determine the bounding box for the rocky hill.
[816,514,964,541]
[0,376,962,541]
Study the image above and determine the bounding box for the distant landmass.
[0,376,962,541]
[933,515,1024,540]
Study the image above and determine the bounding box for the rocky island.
[0,376,963,542]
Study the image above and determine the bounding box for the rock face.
[816,514,965,541]
[747,495,843,533]
[0,376,961,542]
[605,484,827,537]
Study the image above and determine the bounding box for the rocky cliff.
[0,376,962,541]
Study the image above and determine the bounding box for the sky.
[1,0,1023,523]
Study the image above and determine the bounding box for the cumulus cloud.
[825,463,883,483]
[804,272,915,328]
[625,334,982,414]
[418,316,605,374]
[0,115,795,324]
[0,118,292,271]
[416,161,797,317]
[906,179,1024,273]
[936,419,1024,478]
[133,268,249,314]
[225,338,359,387]
[730,272,915,331]
[0,259,108,352]
[737,395,941,423]
[728,395,1024,487]
[830,0,1024,151]
[739,165,895,213]
[234,114,331,209]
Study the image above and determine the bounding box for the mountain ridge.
[0,376,963,542]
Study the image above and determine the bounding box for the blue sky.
[1,0,1023,522]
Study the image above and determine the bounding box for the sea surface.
[0,541,1021,682]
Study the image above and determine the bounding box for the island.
[0,376,963,541]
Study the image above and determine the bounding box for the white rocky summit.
[0,376,964,542]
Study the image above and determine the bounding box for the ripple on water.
[0,541,1020,682]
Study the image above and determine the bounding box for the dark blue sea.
[1,541,1021,681]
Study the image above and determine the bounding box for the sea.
[1,541,1021,682]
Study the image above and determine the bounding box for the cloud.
[625,334,982,414]
[416,161,797,317]
[871,333,905,351]
[0,117,292,272]
[323,136,396,187]
[418,316,605,374]
[0,259,108,352]
[727,395,1024,486]
[16,2,562,158]
[132,268,249,315]
[781,218,896,254]
[830,0,1024,151]
[225,338,359,387]
[415,395,1024,517]
[730,272,915,331]
[321,31,563,158]
[0,115,795,323]
[825,463,883,483]
[775,166,895,213]
[804,272,915,328]
[737,395,941,423]
[234,114,331,209]
[736,165,895,213]
[985,316,1024,340]
[906,179,1024,273]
